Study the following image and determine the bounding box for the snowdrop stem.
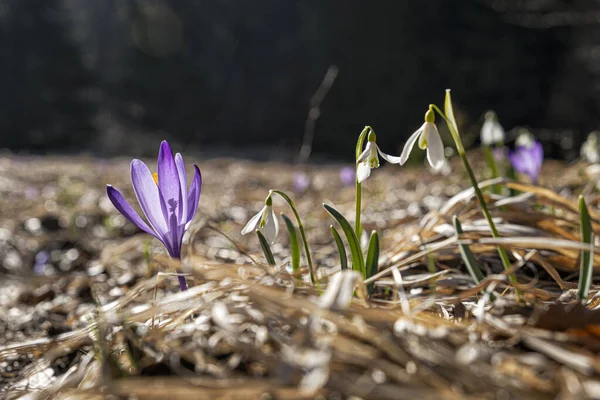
[483,146,500,179]
[354,126,370,239]
[429,104,466,155]
[430,104,518,288]
[482,145,501,194]
[269,190,316,284]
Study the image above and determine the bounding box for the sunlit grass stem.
[430,99,517,286]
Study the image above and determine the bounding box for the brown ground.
[0,153,599,399]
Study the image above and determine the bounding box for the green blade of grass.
[578,195,593,302]
[324,203,364,275]
[453,215,486,284]
[364,230,380,293]
[444,89,459,134]
[256,230,276,266]
[281,213,300,273]
[330,225,348,271]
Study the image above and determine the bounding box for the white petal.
[377,145,402,164]
[356,162,371,183]
[481,120,505,145]
[262,206,279,244]
[356,142,373,163]
[400,126,423,165]
[425,124,445,170]
[368,145,380,168]
[241,206,265,235]
[492,123,505,143]
[480,120,493,146]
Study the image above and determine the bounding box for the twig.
[297,65,339,163]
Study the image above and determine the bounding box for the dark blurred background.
[0,0,597,160]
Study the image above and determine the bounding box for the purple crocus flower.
[508,138,543,183]
[339,166,355,186]
[106,141,201,291]
[293,172,310,193]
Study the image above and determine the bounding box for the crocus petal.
[175,153,188,222]
[157,141,182,218]
[356,142,373,164]
[532,142,544,170]
[425,124,445,170]
[186,164,202,225]
[356,162,371,183]
[400,126,423,165]
[376,145,402,164]
[106,185,162,242]
[131,159,169,236]
[241,206,265,235]
[262,206,279,244]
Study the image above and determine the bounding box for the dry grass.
[1,154,600,399]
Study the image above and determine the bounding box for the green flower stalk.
[355,126,402,238]
[481,111,504,193]
[415,91,516,286]
[242,190,316,284]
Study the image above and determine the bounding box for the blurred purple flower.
[339,166,355,186]
[293,172,310,193]
[106,141,202,291]
[508,140,543,183]
[33,251,50,275]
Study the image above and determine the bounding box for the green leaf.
[578,195,593,302]
[444,89,458,134]
[256,230,276,266]
[365,231,380,293]
[453,216,486,284]
[330,225,348,271]
[324,203,364,275]
[281,213,300,273]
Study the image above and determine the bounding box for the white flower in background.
[581,131,600,163]
[241,194,279,243]
[356,130,402,183]
[480,110,505,146]
[400,108,445,170]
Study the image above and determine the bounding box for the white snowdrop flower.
[581,131,600,164]
[356,130,402,183]
[400,108,445,170]
[241,194,279,244]
[480,110,505,146]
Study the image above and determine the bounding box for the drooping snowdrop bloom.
[581,131,600,163]
[355,130,402,183]
[480,110,505,146]
[106,140,202,291]
[400,108,445,170]
[508,130,543,183]
[241,194,279,244]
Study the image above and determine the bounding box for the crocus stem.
[177,275,188,291]
[270,190,316,284]
[354,126,370,239]
[430,104,517,287]
[172,256,188,291]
